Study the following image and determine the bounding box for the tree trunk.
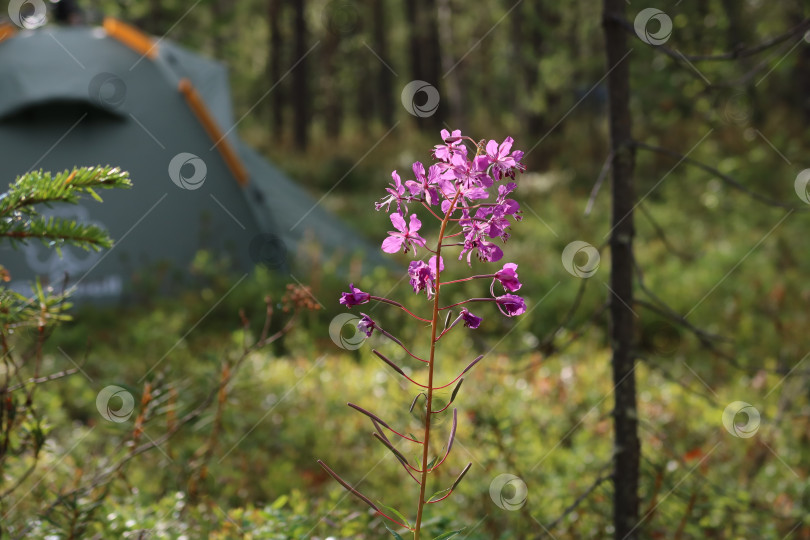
[437,0,463,129]
[404,0,442,130]
[789,1,810,122]
[210,0,229,58]
[405,0,423,82]
[720,0,745,51]
[603,1,640,538]
[291,0,309,149]
[354,0,374,126]
[514,1,552,144]
[421,0,442,130]
[322,25,341,138]
[267,0,284,134]
[372,0,394,126]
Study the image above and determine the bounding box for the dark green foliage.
[1,166,131,250]
[0,166,131,328]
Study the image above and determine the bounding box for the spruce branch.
[0,166,132,252]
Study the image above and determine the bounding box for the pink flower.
[340,284,370,307]
[375,171,409,214]
[481,137,517,180]
[433,129,466,161]
[381,213,426,255]
[460,308,482,329]
[496,294,526,317]
[494,263,522,292]
[405,162,441,206]
[357,313,376,337]
[408,256,444,298]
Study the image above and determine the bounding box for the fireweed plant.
[318,130,526,540]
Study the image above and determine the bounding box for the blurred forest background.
[3,0,810,538]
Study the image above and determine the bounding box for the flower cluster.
[325,131,528,537]
[377,130,524,263]
[346,130,527,332]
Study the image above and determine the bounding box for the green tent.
[0,19,374,301]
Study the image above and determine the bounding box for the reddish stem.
[438,298,495,311]
[438,275,495,286]
[413,190,461,539]
[421,201,444,221]
[426,489,454,504]
[370,296,431,323]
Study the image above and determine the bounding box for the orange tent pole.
[178,78,250,186]
[103,18,158,59]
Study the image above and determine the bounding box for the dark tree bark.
[405,0,424,83]
[603,1,640,538]
[372,0,394,126]
[421,0,441,81]
[404,0,442,130]
[322,23,342,138]
[514,1,548,141]
[789,1,810,121]
[438,0,463,129]
[291,0,310,149]
[719,0,761,125]
[421,0,442,129]
[693,1,711,50]
[267,0,284,134]
[720,0,746,51]
[210,0,229,58]
[354,1,374,126]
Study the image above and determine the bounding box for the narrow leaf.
[427,488,451,503]
[433,529,465,540]
[270,495,288,510]
[379,503,411,529]
[385,524,405,540]
[86,187,103,202]
[426,455,438,470]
